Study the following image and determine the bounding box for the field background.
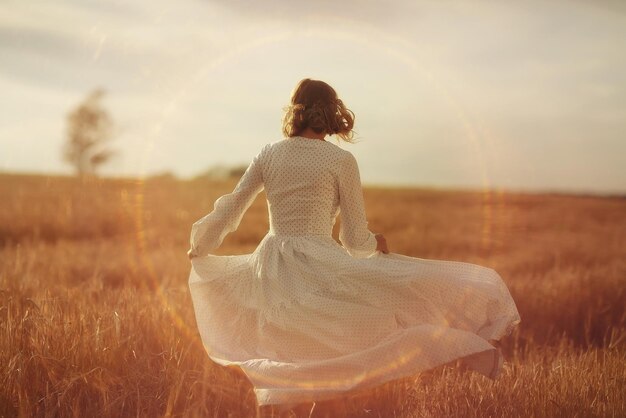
[1,173,625,417]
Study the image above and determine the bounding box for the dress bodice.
[263,137,341,236]
[189,136,378,258]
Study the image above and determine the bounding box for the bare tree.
[63,88,116,176]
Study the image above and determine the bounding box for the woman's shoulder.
[258,137,354,165]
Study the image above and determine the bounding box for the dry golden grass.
[1,172,624,417]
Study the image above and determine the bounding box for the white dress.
[188,136,521,406]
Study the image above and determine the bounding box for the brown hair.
[282,78,356,142]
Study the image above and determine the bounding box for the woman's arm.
[337,152,379,258]
[188,145,266,258]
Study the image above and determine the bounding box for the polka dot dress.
[188,136,521,406]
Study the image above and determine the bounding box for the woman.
[187,78,520,409]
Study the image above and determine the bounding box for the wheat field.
[0,172,624,417]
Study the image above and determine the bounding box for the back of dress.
[263,137,344,237]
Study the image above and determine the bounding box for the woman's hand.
[375,233,389,254]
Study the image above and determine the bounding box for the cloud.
[209,0,404,25]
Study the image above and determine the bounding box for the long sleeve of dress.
[337,152,378,258]
[189,146,266,257]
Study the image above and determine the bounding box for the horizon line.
[1,169,624,199]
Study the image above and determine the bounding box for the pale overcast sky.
[1,0,625,195]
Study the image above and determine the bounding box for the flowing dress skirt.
[188,233,521,406]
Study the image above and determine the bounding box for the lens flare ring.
[128,16,504,396]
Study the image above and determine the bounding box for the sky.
[1,0,625,195]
